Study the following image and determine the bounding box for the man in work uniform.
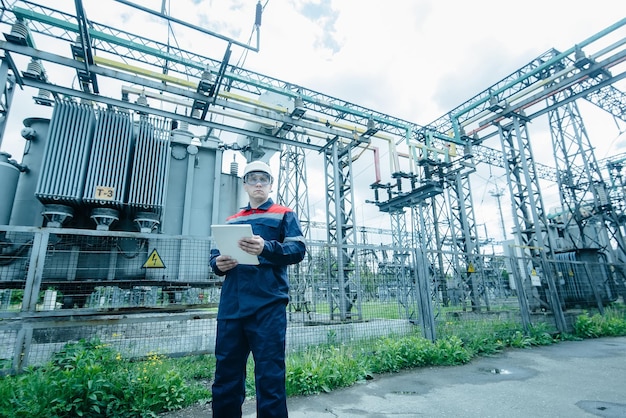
[210,160,306,418]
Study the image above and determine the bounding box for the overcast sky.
[1,0,625,244]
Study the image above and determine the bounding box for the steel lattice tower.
[414,198,449,306]
[551,100,610,248]
[277,140,312,318]
[389,208,415,320]
[498,116,565,331]
[324,139,363,321]
[277,143,310,239]
[444,167,488,312]
[549,97,626,300]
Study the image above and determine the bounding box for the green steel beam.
[11,5,419,143]
[450,17,626,120]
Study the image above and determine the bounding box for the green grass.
[312,299,523,321]
[311,301,404,319]
[0,304,624,416]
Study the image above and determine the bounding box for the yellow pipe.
[101,56,406,168]
[95,55,197,88]
[122,85,339,144]
[121,85,274,128]
[96,56,401,141]
[97,55,290,113]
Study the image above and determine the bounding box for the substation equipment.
[0,0,625,360]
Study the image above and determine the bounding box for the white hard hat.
[243,160,273,178]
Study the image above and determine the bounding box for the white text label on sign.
[95,186,115,200]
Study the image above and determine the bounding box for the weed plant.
[0,340,211,417]
[0,305,624,417]
[573,305,626,337]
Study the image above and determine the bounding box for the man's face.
[243,171,272,204]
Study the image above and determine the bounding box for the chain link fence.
[1,226,622,374]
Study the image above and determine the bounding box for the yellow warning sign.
[467,263,475,273]
[143,249,165,268]
[531,269,537,276]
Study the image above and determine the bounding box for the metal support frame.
[551,99,611,249]
[4,2,422,138]
[412,244,436,341]
[498,116,567,333]
[550,97,626,299]
[411,204,437,340]
[584,84,626,123]
[277,141,310,238]
[323,139,361,321]
[389,209,417,320]
[71,0,98,94]
[424,196,450,306]
[445,168,487,312]
[277,140,313,318]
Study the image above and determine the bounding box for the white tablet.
[211,224,260,265]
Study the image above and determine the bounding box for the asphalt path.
[162,336,626,417]
[276,336,626,418]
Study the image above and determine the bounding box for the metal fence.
[1,225,622,375]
